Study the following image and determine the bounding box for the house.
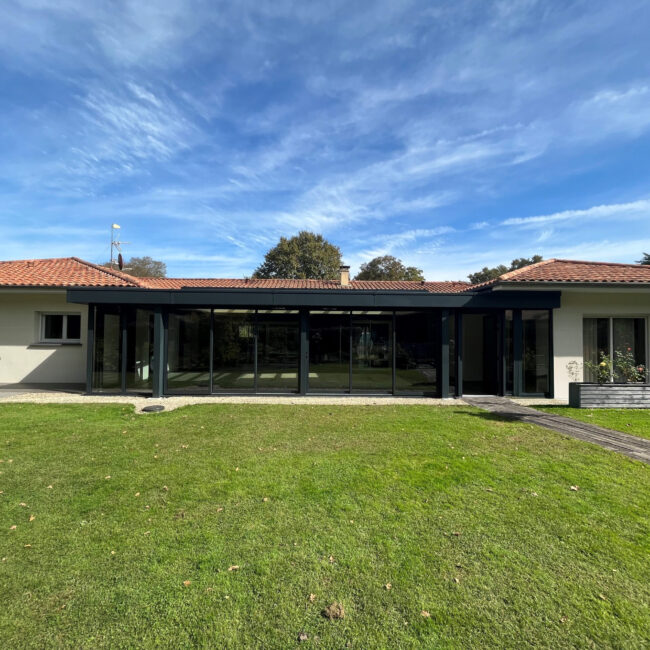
[0,256,648,399]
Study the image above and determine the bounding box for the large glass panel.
[167,309,210,394]
[126,309,154,393]
[505,310,514,394]
[309,311,350,392]
[351,312,392,393]
[583,318,609,382]
[93,306,121,392]
[212,310,255,391]
[613,318,647,379]
[522,310,550,394]
[395,311,438,395]
[257,311,299,392]
[448,312,456,396]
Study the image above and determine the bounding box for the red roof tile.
[141,277,470,292]
[472,259,650,289]
[0,257,144,287]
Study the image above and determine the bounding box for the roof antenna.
[110,224,129,271]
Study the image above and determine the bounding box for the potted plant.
[568,349,649,408]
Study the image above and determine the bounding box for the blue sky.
[2,0,650,280]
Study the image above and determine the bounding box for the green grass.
[0,404,648,649]
[536,406,650,440]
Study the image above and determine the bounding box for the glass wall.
[167,309,211,394]
[395,311,438,394]
[309,311,350,392]
[125,309,154,393]
[257,311,300,392]
[93,306,121,392]
[583,318,610,382]
[504,310,514,394]
[448,313,456,396]
[212,310,255,391]
[522,310,550,394]
[351,312,392,393]
[613,318,646,378]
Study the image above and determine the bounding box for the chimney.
[339,265,350,286]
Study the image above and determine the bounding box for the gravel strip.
[0,392,467,413]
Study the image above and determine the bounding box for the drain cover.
[142,404,165,413]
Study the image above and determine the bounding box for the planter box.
[569,382,650,408]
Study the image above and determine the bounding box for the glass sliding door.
[522,310,550,394]
[504,310,514,394]
[125,308,154,393]
[613,318,647,378]
[351,312,392,393]
[167,309,211,394]
[395,311,438,395]
[257,310,299,392]
[583,318,610,382]
[93,306,121,392]
[308,311,350,392]
[212,310,255,391]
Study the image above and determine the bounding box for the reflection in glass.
[448,313,456,396]
[257,311,299,392]
[583,318,609,382]
[93,306,121,392]
[309,312,350,392]
[212,310,255,391]
[167,309,211,394]
[522,310,549,394]
[395,311,438,394]
[505,310,513,394]
[126,308,154,393]
[351,314,392,392]
[613,318,646,378]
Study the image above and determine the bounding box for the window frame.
[582,315,648,382]
[40,312,82,344]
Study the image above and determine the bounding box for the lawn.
[536,406,650,440]
[0,404,648,649]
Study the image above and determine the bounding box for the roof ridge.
[497,258,557,281]
[550,258,646,268]
[72,257,144,287]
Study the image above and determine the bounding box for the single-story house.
[0,256,648,399]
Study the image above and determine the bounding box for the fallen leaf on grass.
[183,580,191,587]
[235,467,239,471]
[599,594,608,601]
[216,507,224,512]
[135,492,140,497]
[560,616,568,623]
[29,515,35,522]
[328,555,335,563]
[163,485,168,491]
[19,502,27,507]
[322,602,345,620]
[110,550,116,555]
[309,593,316,602]
[24,544,31,548]
[298,632,309,642]
[385,583,392,590]
[453,577,460,584]
[144,531,151,536]
[262,497,270,502]
[105,476,111,480]
[9,525,16,530]
[452,531,461,537]
[421,610,431,618]
[570,485,579,491]
[228,565,239,571]
[47,485,53,489]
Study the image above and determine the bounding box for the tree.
[104,256,167,277]
[354,255,425,281]
[636,252,650,265]
[252,231,342,279]
[468,255,543,284]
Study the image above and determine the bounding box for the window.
[583,317,647,381]
[41,313,81,343]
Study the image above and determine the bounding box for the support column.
[85,304,95,394]
[152,307,165,398]
[120,307,127,395]
[299,309,309,395]
[440,309,450,398]
[456,311,463,398]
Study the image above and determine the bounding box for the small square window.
[41,313,81,343]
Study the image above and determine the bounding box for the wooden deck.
[463,396,650,464]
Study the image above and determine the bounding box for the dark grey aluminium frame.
[70,287,560,399]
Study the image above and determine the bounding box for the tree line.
[108,233,650,281]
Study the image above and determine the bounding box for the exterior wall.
[0,291,88,385]
[553,290,650,400]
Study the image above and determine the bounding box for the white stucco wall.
[553,289,650,400]
[0,291,88,385]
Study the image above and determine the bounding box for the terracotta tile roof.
[0,257,144,287]
[141,277,470,292]
[472,258,650,289]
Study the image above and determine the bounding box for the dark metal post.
[548,309,554,398]
[441,309,450,398]
[299,309,309,395]
[85,304,95,394]
[455,311,463,397]
[209,309,214,394]
[391,311,396,395]
[513,309,523,396]
[152,307,165,398]
[120,307,127,394]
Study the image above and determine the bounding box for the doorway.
[462,313,499,395]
